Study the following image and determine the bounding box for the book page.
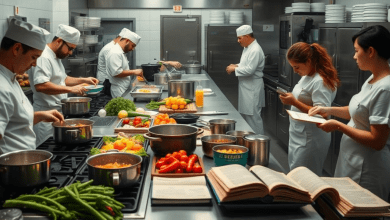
[322,177,390,208]
[154,176,206,186]
[288,167,339,203]
[286,110,326,124]
[211,164,263,189]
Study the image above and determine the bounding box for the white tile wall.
[311,0,390,7]
[89,8,252,66]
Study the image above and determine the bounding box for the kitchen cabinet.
[263,84,278,136]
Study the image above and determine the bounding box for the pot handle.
[197,119,211,130]
[113,172,120,186]
[55,101,65,105]
[143,133,163,142]
[66,129,80,140]
[196,128,204,135]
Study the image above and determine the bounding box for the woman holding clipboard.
[309,25,390,201]
[279,42,340,176]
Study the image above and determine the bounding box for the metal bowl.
[201,134,237,158]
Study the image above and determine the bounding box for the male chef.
[106,29,143,98]
[226,25,265,135]
[31,24,99,146]
[0,19,64,154]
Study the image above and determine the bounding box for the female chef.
[309,25,390,201]
[279,42,340,176]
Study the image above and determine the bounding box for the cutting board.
[151,156,206,179]
[159,102,197,114]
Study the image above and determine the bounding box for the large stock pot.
[52,119,94,144]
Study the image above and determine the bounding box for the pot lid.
[170,113,199,120]
[244,134,270,142]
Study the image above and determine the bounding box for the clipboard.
[286,110,327,124]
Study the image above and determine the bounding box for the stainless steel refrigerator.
[206,25,243,109]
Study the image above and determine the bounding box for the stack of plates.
[210,11,225,24]
[229,11,243,24]
[292,2,310,12]
[363,3,387,22]
[75,16,88,29]
[285,7,292,14]
[311,3,325,12]
[351,4,365,22]
[88,17,101,28]
[85,35,98,44]
[325,4,346,23]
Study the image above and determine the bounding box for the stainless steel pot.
[168,80,195,100]
[52,119,94,144]
[226,130,256,146]
[144,124,203,156]
[201,134,237,158]
[208,119,237,134]
[243,134,270,166]
[86,152,142,188]
[183,64,202,74]
[0,150,52,187]
[154,73,182,90]
[60,97,91,116]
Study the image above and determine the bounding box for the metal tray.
[130,85,163,100]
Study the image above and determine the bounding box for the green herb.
[133,148,148,157]
[145,100,166,110]
[103,136,119,144]
[105,97,136,116]
[132,134,145,143]
[90,148,101,155]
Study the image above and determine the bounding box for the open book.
[152,176,212,205]
[207,164,390,217]
[286,109,327,124]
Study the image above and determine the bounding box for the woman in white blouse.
[279,42,340,176]
[309,25,390,201]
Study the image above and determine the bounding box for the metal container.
[183,64,202,74]
[0,150,52,187]
[141,63,160,81]
[243,134,270,166]
[60,97,91,116]
[129,85,163,100]
[226,130,256,146]
[201,134,237,158]
[212,145,248,167]
[52,119,94,144]
[0,209,23,220]
[86,152,142,188]
[143,124,203,156]
[168,80,195,100]
[208,119,236,134]
[154,73,182,90]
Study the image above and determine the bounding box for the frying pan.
[170,113,199,124]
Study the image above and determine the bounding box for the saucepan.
[0,150,53,187]
[203,119,237,134]
[59,97,92,116]
[52,119,94,144]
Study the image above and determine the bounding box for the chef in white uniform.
[279,42,339,176]
[97,28,130,83]
[0,19,64,154]
[309,25,390,201]
[31,24,99,146]
[106,29,143,98]
[226,25,265,134]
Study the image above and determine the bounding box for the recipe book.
[286,110,327,124]
[207,164,390,217]
[151,176,212,206]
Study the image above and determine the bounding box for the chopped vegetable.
[132,134,145,143]
[105,97,136,116]
[90,148,101,155]
[95,162,132,169]
[133,148,148,157]
[103,136,119,144]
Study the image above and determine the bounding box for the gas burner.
[37,137,102,153]
[50,152,88,175]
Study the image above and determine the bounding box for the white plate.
[292,2,310,6]
[86,91,101,95]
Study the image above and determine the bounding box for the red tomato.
[156,161,165,169]
[193,164,202,173]
[165,153,172,159]
[113,141,126,150]
[178,150,187,156]
[133,117,142,126]
[123,118,130,124]
[180,161,187,170]
[175,168,183,173]
[172,152,181,160]
[158,158,166,163]
[180,155,189,163]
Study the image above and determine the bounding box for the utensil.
[52,119,94,144]
[201,134,237,158]
[87,152,142,188]
[193,111,228,116]
[143,124,203,156]
[168,80,195,100]
[0,150,52,187]
[207,119,236,134]
[59,97,92,116]
[243,134,270,166]
[226,130,256,146]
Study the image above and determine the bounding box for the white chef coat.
[235,39,265,134]
[0,64,36,154]
[96,41,115,82]
[335,74,390,201]
[106,43,131,98]
[31,45,67,146]
[288,73,336,176]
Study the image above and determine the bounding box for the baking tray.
[130,85,163,100]
[114,117,153,133]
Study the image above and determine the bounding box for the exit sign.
[173,5,182,13]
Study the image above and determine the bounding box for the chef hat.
[236,25,253,37]
[120,29,141,45]
[56,24,80,45]
[4,18,50,51]
[118,28,130,37]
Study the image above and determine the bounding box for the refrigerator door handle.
[165,51,168,61]
[210,51,213,69]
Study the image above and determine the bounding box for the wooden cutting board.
[159,102,197,114]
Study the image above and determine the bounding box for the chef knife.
[193,111,228,116]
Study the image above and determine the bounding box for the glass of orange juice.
[195,84,204,108]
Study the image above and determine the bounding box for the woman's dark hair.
[0,37,34,54]
[352,25,390,60]
[287,42,340,91]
